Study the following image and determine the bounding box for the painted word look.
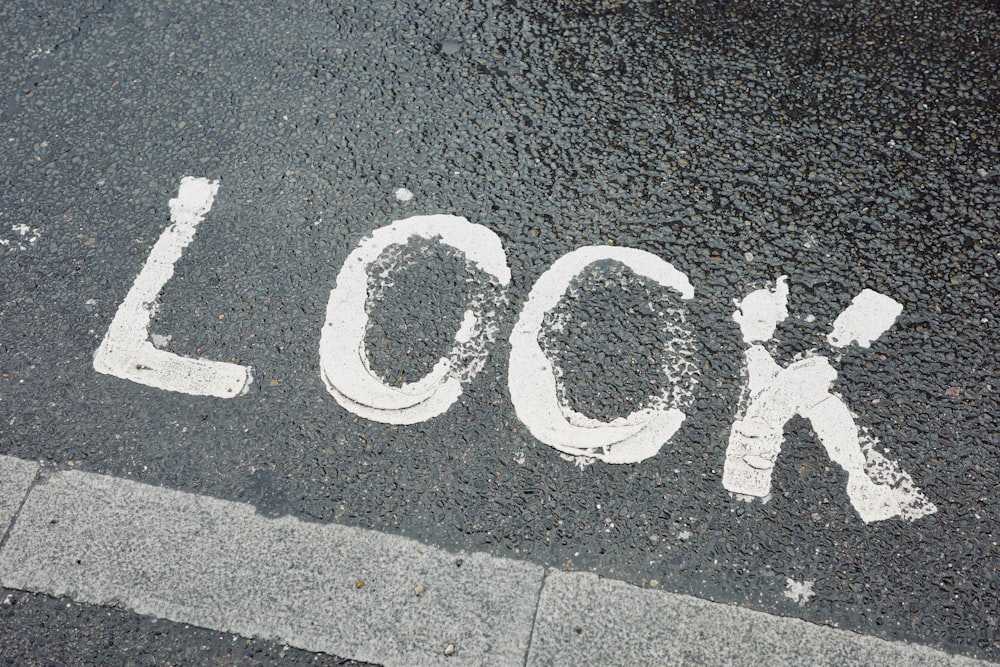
[94,178,935,523]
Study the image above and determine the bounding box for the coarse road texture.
[1,0,997,664]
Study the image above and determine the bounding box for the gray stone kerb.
[0,455,993,667]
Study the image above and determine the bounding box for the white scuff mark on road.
[319,215,510,424]
[723,278,936,523]
[2,224,41,250]
[560,452,596,470]
[508,247,696,464]
[784,578,816,606]
[93,177,253,398]
[827,289,904,348]
[394,187,413,202]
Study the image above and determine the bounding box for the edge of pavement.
[0,454,994,667]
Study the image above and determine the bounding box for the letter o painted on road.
[508,246,696,464]
[319,215,511,425]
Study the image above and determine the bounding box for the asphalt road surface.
[1,0,997,664]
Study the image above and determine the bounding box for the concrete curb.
[527,570,988,666]
[0,456,993,666]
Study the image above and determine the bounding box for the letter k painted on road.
[722,277,936,523]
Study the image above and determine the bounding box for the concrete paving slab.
[0,467,543,667]
[0,455,38,542]
[526,570,991,667]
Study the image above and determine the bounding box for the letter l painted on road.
[93,177,253,398]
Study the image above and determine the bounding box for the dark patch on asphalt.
[364,237,481,387]
[537,261,697,422]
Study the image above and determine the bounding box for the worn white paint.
[394,187,414,203]
[784,578,816,606]
[508,246,696,464]
[93,177,253,398]
[723,279,935,522]
[732,275,788,343]
[87,183,943,522]
[3,223,40,250]
[319,215,510,424]
[827,289,904,348]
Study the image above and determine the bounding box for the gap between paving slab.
[0,455,39,547]
[0,455,994,667]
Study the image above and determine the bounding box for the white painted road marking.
[93,177,253,398]
[319,214,511,424]
[508,247,696,464]
[827,288,905,349]
[90,179,940,524]
[0,455,989,666]
[723,278,935,522]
